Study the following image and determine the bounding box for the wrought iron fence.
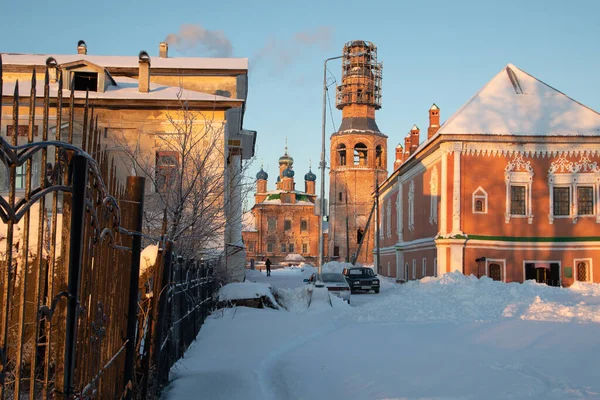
[0,56,221,399]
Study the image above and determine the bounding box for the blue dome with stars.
[304,169,316,182]
[282,167,295,178]
[256,168,268,180]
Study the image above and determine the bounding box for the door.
[549,263,560,287]
[525,263,536,281]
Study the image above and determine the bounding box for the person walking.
[265,258,272,277]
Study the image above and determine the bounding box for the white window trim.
[412,259,416,280]
[472,186,488,214]
[422,258,426,278]
[548,156,600,224]
[573,258,593,282]
[504,156,534,224]
[485,258,506,282]
[408,180,415,231]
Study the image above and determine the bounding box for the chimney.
[404,134,412,158]
[428,103,440,139]
[77,40,87,55]
[410,125,420,155]
[138,50,151,93]
[45,57,58,84]
[159,42,169,58]
[394,144,404,170]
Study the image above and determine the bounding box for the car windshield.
[320,273,345,283]
[348,269,374,277]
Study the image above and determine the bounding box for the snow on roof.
[437,63,600,136]
[1,77,241,103]
[242,211,256,232]
[430,103,439,110]
[411,124,419,131]
[2,53,248,71]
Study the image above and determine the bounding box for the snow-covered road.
[162,266,600,400]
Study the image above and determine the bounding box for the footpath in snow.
[163,265,600,400]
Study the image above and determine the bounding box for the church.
[377,63,600,286]
[242,147,328,266]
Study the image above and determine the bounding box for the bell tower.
[329,40,387,265]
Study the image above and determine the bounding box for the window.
[72,71,98,92]
[280,243,286,253]
[339,192,343,202]
[302,243,308,254]
[553,187,570,216]
[578,187,594,215]
[15,165,26,189]
[504,156,533,223]
[268,217,277,233]
[354,143,368,166]
[288,243,294,253]
[247,242,255,252]
[284,219,292,231]
[472,186,488,214]
[408,180,415,231]
[376,145,383,168]
[510,186,526,215]
[155,151,178,192]
[300,219,308,232]
[429,166,438,224]
[422,258,426,278]
[337,144,347,166]
[267,242,274,252]
[548,156,600,224]
[412,259,416,280]
[488,264,502,281]
[356,228,364,244]
[333,246,340,257]
[574,259,592,282]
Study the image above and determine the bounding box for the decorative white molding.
[408,180,415,231]
[440,142,463,154]
[472,186,488,214]
[397,176,403,241]
[451,151,462,234]
[386,199,392,238]
[462,143,600,158]
[429,166,439,225]
[440,151,448,235]
[573,258,593,282]
[504,155,534,224]
[547,156,600,224]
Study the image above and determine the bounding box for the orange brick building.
[377,64,600,286]
[243,148,328,266]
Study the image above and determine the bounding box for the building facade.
[378,64,600,286]
[243,148,328,266]
[328,40,387,266]
[1,40,256,282]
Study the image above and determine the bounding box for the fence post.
[63,155,88,398]
[123,176,145,400]
[153,240,173,388]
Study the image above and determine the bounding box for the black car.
[342,267,380,293]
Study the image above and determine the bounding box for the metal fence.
[0,56,220,399]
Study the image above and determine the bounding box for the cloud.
[251,26,334,75]
[165,24,233,58]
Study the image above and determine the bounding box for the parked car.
[342,267,380,293]
[304,273,351,304]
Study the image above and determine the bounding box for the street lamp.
[318,51,365,275]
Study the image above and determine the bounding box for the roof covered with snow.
[2,53,248,71]
[242,211,256,232]
[437,64,600,136]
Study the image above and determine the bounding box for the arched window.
[337,144,347,166]
[376,145,383,167]
[354,143,368,166]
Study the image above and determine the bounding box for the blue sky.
[1,0,599,209]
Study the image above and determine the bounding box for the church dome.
[304,169,316,182]
[279,148,294,167]
[282,167,295,178]
[256,168,268,180]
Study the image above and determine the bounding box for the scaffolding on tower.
[336,40,383,110]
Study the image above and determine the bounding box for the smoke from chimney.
[164,24,233,57]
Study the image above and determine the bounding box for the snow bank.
[352,271,600,324]
[218,282,281,309]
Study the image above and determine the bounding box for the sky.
[1,0,599,209]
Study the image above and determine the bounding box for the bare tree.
[109,99,255,260]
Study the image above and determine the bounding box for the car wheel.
[375,288,380,294]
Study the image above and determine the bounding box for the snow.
[139,243,159,276]
[2,53,248,71]
[437,63,600,136]
[218,282,278,305]
[164,269,600,399]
